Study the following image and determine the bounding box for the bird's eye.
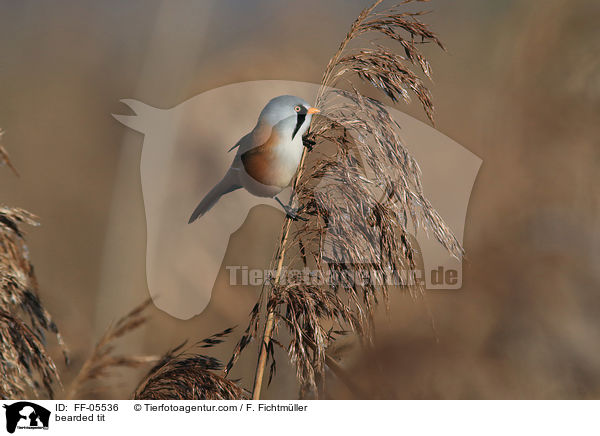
[294,105,301,112]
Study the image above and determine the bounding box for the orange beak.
[307,107,320,114]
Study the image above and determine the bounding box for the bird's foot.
[283,204,308,221]
[275,196,308,221]
[302,137,316,151]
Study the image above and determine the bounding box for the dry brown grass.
[64,299,158,399]
[0,0,461,401]
[1,136,240,399]
[2,0,597,401]
[134,328,247,400]
[219,0,462,399]
[1,135,157,400]
[0,137,65,399]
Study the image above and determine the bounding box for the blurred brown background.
[0,0,598,399]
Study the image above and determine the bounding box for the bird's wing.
[232,123,273,156]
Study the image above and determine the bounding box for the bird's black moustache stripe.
[292,113,306,140]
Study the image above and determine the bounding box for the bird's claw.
[284,204,308,221]
[303,137,316,151]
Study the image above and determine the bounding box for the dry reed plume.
[1,0,462,400]
[65,300,158,399]
[222,0,462,399]
[0,132,66,399]
[1,140,161,399]
[134,328,247,400]
[1,132,242,400]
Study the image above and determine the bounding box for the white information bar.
[0,400,595,435]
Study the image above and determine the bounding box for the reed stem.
[251,147,308,399]
[252,0,385,400]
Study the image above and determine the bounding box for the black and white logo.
[2,402,50,433]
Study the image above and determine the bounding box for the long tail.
[188,170,242,223]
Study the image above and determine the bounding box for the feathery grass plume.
[0,139,65,399]
[65,299,158,399]
[230,0,463,399]
[0,207,68,357]
[134,328,246,400]
[0,311,60,399]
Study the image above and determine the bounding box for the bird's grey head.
[258,95,320,140]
